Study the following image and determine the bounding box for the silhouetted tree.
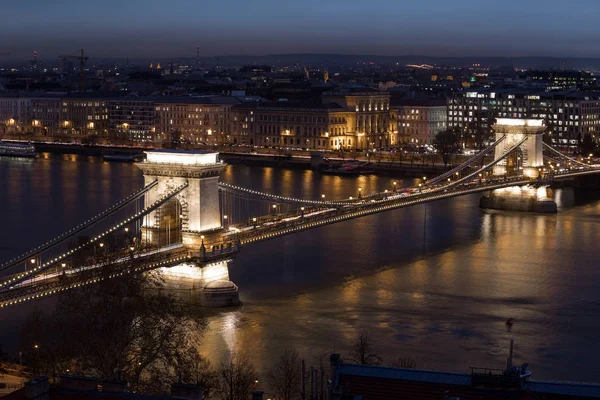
[349,334,381,366]
[433,128,460,169]
[580,132,596,156]
[20,271,206,394]
[267,349,302,400]
[175,347,218,400]
[217,351,257,400]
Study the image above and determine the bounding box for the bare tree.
[267,349,301,400]
[176,347,219,400]
[217,351,257,400]
[20,270,206,395]
[349,334,381,366]
[433,128,460,169]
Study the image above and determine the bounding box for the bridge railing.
[232,177,539,245]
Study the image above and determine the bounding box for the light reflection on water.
[0,155,600,384]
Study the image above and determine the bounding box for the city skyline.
[3,0,600,60]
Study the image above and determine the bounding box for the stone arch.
[155,197,183,246]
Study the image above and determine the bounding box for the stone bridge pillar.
[493,118,545,178]
[136,150,240,307]
[136,150,226,248]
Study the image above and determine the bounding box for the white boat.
[0,141,38,158]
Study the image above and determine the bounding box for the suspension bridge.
[1,118,598,308]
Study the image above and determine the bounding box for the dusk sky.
[3,0,600,60]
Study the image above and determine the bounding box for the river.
[1,153,600,383]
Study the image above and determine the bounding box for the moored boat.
[319,161,375,175]
[0,141,37,158]
[102,153,146,162]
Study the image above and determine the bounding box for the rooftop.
[336,362,600,400]
[391,98,447,107]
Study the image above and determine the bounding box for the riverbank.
[3,138,450,177]
[220,151,445,177]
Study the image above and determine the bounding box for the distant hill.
[7,54,600,71]
[128,54,600,70]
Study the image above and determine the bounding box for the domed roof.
[204,280,237,291]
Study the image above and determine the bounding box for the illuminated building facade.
[393,99,447,144]
[58,95,110,138]
[154,97,239,146]
[322,87,393,149]
[0,90,396,150]
[30,97,61,135]
[231,102,354,150]
[0,95,32,134]
[0,94,105,137]
[448,89,600,150]
[109,98,155,142]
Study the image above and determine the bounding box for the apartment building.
[448,89,600,149]
[393,99,447,144]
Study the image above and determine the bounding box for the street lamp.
[321,194,326,199]
[300,206,305,217]
[30,259,36,265]
[99,243,104,248]
[61,263,66,268]
[358,188,363,198]
[252,217,257,227]
[124,227,129,233]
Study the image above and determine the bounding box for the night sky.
[2,0,599,60]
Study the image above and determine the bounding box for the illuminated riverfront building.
[0,94,48,135]
[322,87,394,150]
[0,89,394,150]
[58,94,110,138]
[231,102,353,150]
[153,96,239,146]
[393,99,447,145]
[448,88,600,150]
[109,98,155,143]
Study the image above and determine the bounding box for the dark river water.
[1,153,600,384]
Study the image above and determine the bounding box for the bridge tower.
[136,150,225,248]
[136,150,240,306]
[492,118,545,178]
[482,118,556,213]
